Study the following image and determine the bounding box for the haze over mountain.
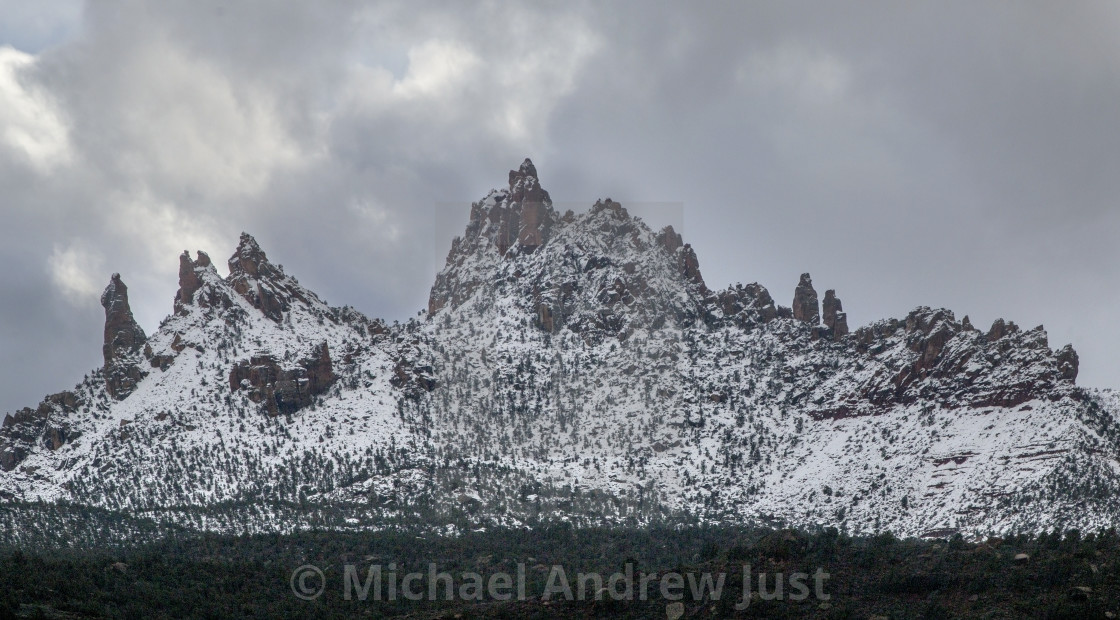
[3,160,1118,543]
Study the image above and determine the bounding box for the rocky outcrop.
[432,161,718,335]
[823,289,849,338]
[175,252,203,314]
[475,158,555,257]
[226,233,316,322]
[807,307,1082,417]
[174,251,233,316]
[987,318,1019,341]
[429,160,561,315]
[718,283,779,328]
[2,156,1115,542]
[1057,344,1079,382]
[389,358,437,398]
[102,274,146,366]
[655,225,707,292]
[101,274,147,399]
[228,342,336,416]
[0,390,82,471]
[507,158,553,251]
[536,303,556,333]
[657,225,683,254]
[792,273,820,325]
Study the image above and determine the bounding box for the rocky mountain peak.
[227,232,281,280]
[987,317,1019,341]
[430,161,718,331]
[657,225,683,253]
[430,159,562,314]
[717,282,780,327]
[467,159,555,254]
[507,157,539,188]
[225,233,315,322]
[174,250,229,316]
[176,252,204,313]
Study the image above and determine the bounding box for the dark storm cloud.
[0,1,1116,414]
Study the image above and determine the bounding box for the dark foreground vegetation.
[2,525,1119,619]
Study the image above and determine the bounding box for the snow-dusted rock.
[1,159,1117,541]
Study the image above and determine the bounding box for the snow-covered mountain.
[3,159,1119,540]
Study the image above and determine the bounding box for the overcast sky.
[1,1,1117,414]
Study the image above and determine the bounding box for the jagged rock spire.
[792,273,819,325]
[228,232,284,320]
[656,225,707,291]
[823,289,848,338]
[226,232,311,321]
[430,159,559,314]
[1057,344,1079,382]
[175,250,222,315]
[176,252,201,313]
[101,274,145,367]
[100,274,147,399]
[504,158,553,252]
[465,158,555,255]
[228,232,281,280]
[508,157,538,187]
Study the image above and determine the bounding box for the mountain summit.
[1,160,1117,540]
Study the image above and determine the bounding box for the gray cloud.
[1,1,1117,414]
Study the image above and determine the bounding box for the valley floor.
[1,525,1117,619]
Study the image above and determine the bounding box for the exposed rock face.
[987,318,1019,341]
[823,289,849,338]
[1,157,1115,541]
[431,164,713,339]
[228,342,336,416]
[0,391,82,471]
[1057,344,1079,382]
[389,358,437,398]
[227,233,309,321]
[102,274,146,366]
[792,273,820,325]
[175,251,232,316]
[656,225,707,292]
[803,306,1082,417]
[479,158,554,257]
[175,253,202,314]
[101,274,147,399]
[507,158,552,251]
[657,225,683,254]
[718,282,779,328]
[536,303,556,333]
[429,159,559,315]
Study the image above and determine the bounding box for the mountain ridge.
[2,159,1117,541]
